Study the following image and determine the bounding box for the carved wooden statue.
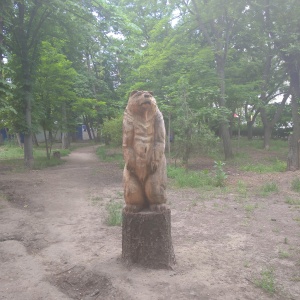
[123,90,167,212]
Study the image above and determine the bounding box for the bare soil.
[0,145,299,300]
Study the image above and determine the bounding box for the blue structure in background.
[0,128,8,140]
[76,124,86,140]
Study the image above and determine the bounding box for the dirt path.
[0,145,299,300]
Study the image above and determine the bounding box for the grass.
[96,146,123,161]
[260,182,279,196]
[167,165,215,188]
[0,142,71,171]
[244,203,258,214]
[236,180,248,198]
[168,164,231,188]
[240,158,286,173]
[291,178,300,193]
[278,250,290,259]
[106,201,123,226]
[232,138,288,153]
[254,268,276,294]
[285,197,300,206]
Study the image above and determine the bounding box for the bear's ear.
[149,91,153,96]
[130,90,139,96]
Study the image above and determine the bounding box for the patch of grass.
[291,277,300,282]
[260,182,279,196]
[241,158,286,173]
[278,250,290,259]
[0,143,71,171]
[106,201,123,226]
[167,166,214,188]
[236,180,248,198]
[291,178,300,193]
[213,161,227,187]
[167,165,223,188]
[293,216,300,224]
[254,268,276,295]
[285,197,300,205]
[91,196,103,206]
[0,144,24,159]
[33,157,65,169]
[96,146,123,163]
[244,203,258,214]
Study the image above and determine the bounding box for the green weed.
[213,161,227,187]
[291,178,300,193]
[278,250,290,259]
[167,166,214,188]
[285,197,300,205]
[96,146,123,163]
[237,180,248,198]
[106,201,123,226]
[244,203,258,213]
[241,158,285,173]
[254,268,276,294]
[33,157,65,169]
[260,182,279,196]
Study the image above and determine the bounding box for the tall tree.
[6,1,55,167]
[271,0,300,169]
[182,0,249,159]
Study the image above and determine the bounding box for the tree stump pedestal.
[122,208,175,269]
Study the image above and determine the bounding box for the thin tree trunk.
[23,67,34,168]
[216,55,233,160]
[287,65,300,170]
[247,121,254,140]
[15,133,23,148]
[61,103,70,149]
[43,128,50,159]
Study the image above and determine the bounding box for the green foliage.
[285,197,300,205]
[213,161,227,187]
[241,159,286,173]
[291,178,300,193]
[260,182,279,196]
[167,165,214,188]
[96,146,123,164]
[254,268,276,294]
[106,201,123,226]
[33,157,65,169]
[0,143,70,171]
[101,116,123,147]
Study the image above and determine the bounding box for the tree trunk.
[122,209,175,269]
[216,55,233,160]
[62,132,70,149]
[260,107,271,150]
[61,103,70,149]
[83,115,93,140]
[23,68,34,168]
[33,133,39,147]
[287,65,300,170]
[263,125,272,151]
[15,133,23,148]
[247,121,254,140]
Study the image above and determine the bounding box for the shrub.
[291,178,300,193]
[106,201,123,226]
[102,115,123,147]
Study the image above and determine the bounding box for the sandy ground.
[0,145,299,300]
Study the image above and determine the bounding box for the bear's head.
[126,90,157,118]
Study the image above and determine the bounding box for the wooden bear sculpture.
[123,90,167,212]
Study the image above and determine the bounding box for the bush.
[167,165,214,188]
[102,115,123,147]
[106,201,123,226]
